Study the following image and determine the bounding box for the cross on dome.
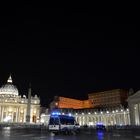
[7,75,12,83]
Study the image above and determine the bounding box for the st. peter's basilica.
[0,75,40,123]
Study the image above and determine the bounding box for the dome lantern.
[7,75,12,83]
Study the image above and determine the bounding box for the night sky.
[0,7,137,107]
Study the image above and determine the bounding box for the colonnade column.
[1,106,4,122]
[128,103,135,125]
[15,107,18,122]
[124,112,126,125]
[0,106,1,121]
[24,108,26,122]
[138,104,140,125]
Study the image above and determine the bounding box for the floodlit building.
[45,89,130,126]
[0,75,40,123]
[128,90,140,125]
[50,96,92,110]
[88,89,128,108]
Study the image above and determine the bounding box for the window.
[49,117,59,125]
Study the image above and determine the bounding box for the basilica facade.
[0,75,40,123]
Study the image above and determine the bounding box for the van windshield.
[49,117,59,125]
[60,116,75,125]
[49,115,75,125]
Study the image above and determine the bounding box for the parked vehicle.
[96,123,106,131]
[48,112,79,134]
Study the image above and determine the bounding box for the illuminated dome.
[0,75,19,96]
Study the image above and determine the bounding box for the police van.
[48,112,80,134]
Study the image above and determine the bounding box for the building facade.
[128,90,140,125]
[50,96,92,110]
[0,75,40,123]
[88,89,128,108]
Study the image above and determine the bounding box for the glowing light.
[97,122,103,125]
[33,110,36,114]
[8,108,12,112]
[127,108,129,111]
[62,112,65,115]
[40,119,45,123]
[106,111,109,114]
[112,111,115,113]
[7,75,12,83]
[21,100,24,103]
[82,112,84,115]
[68,113,72,116]
[75,113,78,115]
[88,112,91,115]
[97,131,104,139]
[116,110,118,112]
[51,112,61,116]
[3,116,12,122]
[121,109,123,112]
[94,112,97,114]
[100,112,103,114]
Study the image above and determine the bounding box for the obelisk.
[26,83,31,123]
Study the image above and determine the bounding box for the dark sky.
[0,7,137,107]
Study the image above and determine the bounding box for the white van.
[48,112,79,134]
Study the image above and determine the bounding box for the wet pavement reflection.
[0,127,139,140]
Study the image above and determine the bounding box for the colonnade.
[75,110,130,126]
